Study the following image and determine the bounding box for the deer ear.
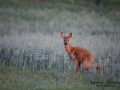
[60,32,65,38]
[68,32,72,38]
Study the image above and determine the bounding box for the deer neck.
[65,44,72,54]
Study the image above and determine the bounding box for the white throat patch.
[69,50,75,60]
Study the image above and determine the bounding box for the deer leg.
[91,58,101,74]
[89,57,101,74]
[96,65,101,74]
[75,59,80,75]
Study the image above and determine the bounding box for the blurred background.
[0,0,120,90]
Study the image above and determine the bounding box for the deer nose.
[64,41,67,45]
[64,43,67,45]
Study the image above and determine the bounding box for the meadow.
[0,0,120,90]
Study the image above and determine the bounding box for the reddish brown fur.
[61,32,101,75]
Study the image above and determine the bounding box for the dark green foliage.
[0,0,120,11]
[101,0,120,11]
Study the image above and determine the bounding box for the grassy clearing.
[0,66,119,90]
[0,0,120,90]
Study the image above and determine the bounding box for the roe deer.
[60,32,101,75]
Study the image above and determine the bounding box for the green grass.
[0,66,119,90]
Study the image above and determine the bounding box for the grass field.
[0,0,120,90]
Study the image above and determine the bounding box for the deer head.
[60,32,72,45]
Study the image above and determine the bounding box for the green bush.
[101,0,120,10]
